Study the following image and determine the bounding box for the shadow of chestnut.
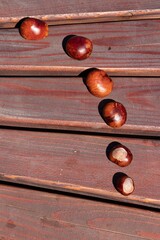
[106,141,121,159]
[15,17,28,28]
[62,35,76,56]
[98,98,115,119]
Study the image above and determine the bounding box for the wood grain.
[0,184,160,240]
[0,1,160,28]
[0,76,159,136]
[0,20,160,76]
[0,128,160,208]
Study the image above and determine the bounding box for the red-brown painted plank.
[0,20,160,76]
[0,1,160,28]
[0,184,160,240]
[0,77,159,136]
[0,128,160,208]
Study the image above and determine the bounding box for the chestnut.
[102,100,127,128]
[113,173,135,196]
[65,35,93,60]
[85,69,113,98]
[19,17,48,40]
[108,143,133,167]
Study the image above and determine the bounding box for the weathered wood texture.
[0,20,160,76]
[0,77,159,136]
[0,128,159,208]
[0,184,160,240]
[0,2,159,239]
[0,1,160,28]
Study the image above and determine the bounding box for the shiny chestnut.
[113,173,135,196]
[102,101,127,128]
[108,143,133,167]
[85,69,113,98]
[65,35,93,60]
[19,18,48,40]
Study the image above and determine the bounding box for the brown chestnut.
[102,101,127,128]
[65,35,93,60]
[113,173,135,196]
[85,69,113,98]
[19,17,48,40]
[108,143,133,167]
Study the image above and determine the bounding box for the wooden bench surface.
[0,76,159,136]
[0,0,160,239]
[0,20,160,76]
[0,128,160,208]
[1,184,160,240]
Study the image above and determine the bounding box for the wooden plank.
[0,184,160,240]
[0,1,160,28]
[0,128,160,208]
[0,20,160,76]
[0,76,159,136]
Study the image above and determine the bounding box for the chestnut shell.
[19,17,48,40]
[113,173,135,196]
[65,35,93,60]
[108,143,133,167]
[102,101,127,128]
[85,69,113,98]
